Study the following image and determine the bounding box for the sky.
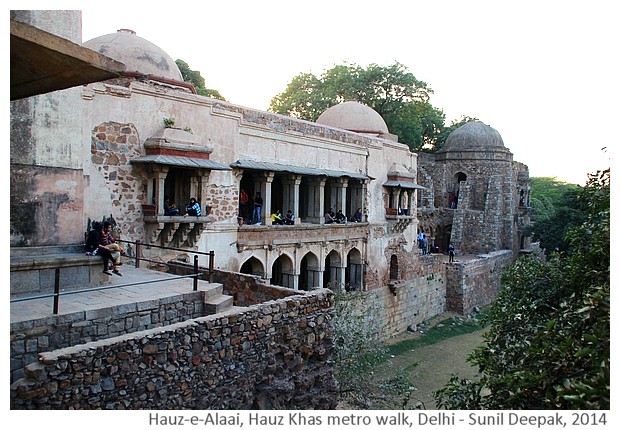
[16,1,619,185]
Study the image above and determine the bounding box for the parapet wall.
[10,289,337,410]
[10,288,206,384]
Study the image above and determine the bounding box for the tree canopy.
[176,59,225,100]
[529,177,584,255]
[435,168,610,410]
[269,62,472,152]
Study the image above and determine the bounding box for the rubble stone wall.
[445,250,513,314]
[10,290,206,384]
[10,289,337,410]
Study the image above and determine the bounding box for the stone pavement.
[10,264,202,324]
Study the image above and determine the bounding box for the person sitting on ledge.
[164,197,180,215]
[336,209,347,224]
[271,209,284,225]
[325,208,335,224]
[185,197,202,216]
[353,208,363,222]
[284,210,295,225]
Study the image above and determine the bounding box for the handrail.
[10,273,203,303]
[10,239,216,315]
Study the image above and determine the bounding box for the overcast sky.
[28,1,620,185]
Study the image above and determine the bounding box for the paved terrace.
[10,264,203,324]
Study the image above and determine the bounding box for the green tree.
[269,62,452,152]
[434,169,610,410]
[529,177,584,254]
[176,59,225,100]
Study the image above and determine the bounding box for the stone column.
[152,165,169,214]
[198,169,210,215]
[337,178,349,217]
[262,172,275,226]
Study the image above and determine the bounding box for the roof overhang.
[131,154,231,170]
[383,180,427,190]
[10,19,126,101]
[231,159,372,180]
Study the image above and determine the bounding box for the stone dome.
[83,29,182,81]
[316,101,389,135]
[442,121,505,152]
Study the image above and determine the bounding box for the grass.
[387,311,489,357]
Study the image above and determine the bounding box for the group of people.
[239,189,264,225]
[326,208,363,224]
[85,221,125,276]
[270,209,295,225]
[164,197,201,216]
[418,231,456,262]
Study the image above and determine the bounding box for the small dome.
[443,121,505,152]
[83,29,182,81]
[316,101,389,135]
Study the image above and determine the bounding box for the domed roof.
[316,101,389,135]
[83,29,182,81]
[443,121,505,152]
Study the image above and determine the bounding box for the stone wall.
[10,289,206,384]
[211,269,299,306]
[10,289,337,410]
[370,255,447,338]
[445,250,513,314]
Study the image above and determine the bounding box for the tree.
[435,168,610,410]
[175,59,225,100]
[529,177,584,254]
[269,62,453,152]
[332,289,415,409]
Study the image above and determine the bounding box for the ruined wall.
[10,290,337,410]
[445,250,513,314]
[372,256,447,338]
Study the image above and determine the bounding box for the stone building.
[10,10,533,342]
[10,11,538,408]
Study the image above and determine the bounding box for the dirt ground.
[383,315,487,410]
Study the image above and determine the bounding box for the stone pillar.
[307,177,327,223]
[338,178,348,216]
[361,180,368,221]
[152,166,169,214]
[263,172,275,226]
[391,188,399,211]
[198,170,210,215]
[282,174,302,224]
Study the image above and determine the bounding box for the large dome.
[442,121,505,152]
[83,29,182,81]
[316,101,389,135]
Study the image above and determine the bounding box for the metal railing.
[10,239,215,315]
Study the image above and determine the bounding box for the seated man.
[164,198,180,215]
[284,210,295,225]
[185,197,202,216]
[335,209,347,224]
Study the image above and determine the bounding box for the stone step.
[204,294,234,315]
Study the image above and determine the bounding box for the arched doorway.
[345,248,363,291]
[299,252,320,291]
[272,254,294,288]
[323,250,342,290]
[240,256,264,277]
